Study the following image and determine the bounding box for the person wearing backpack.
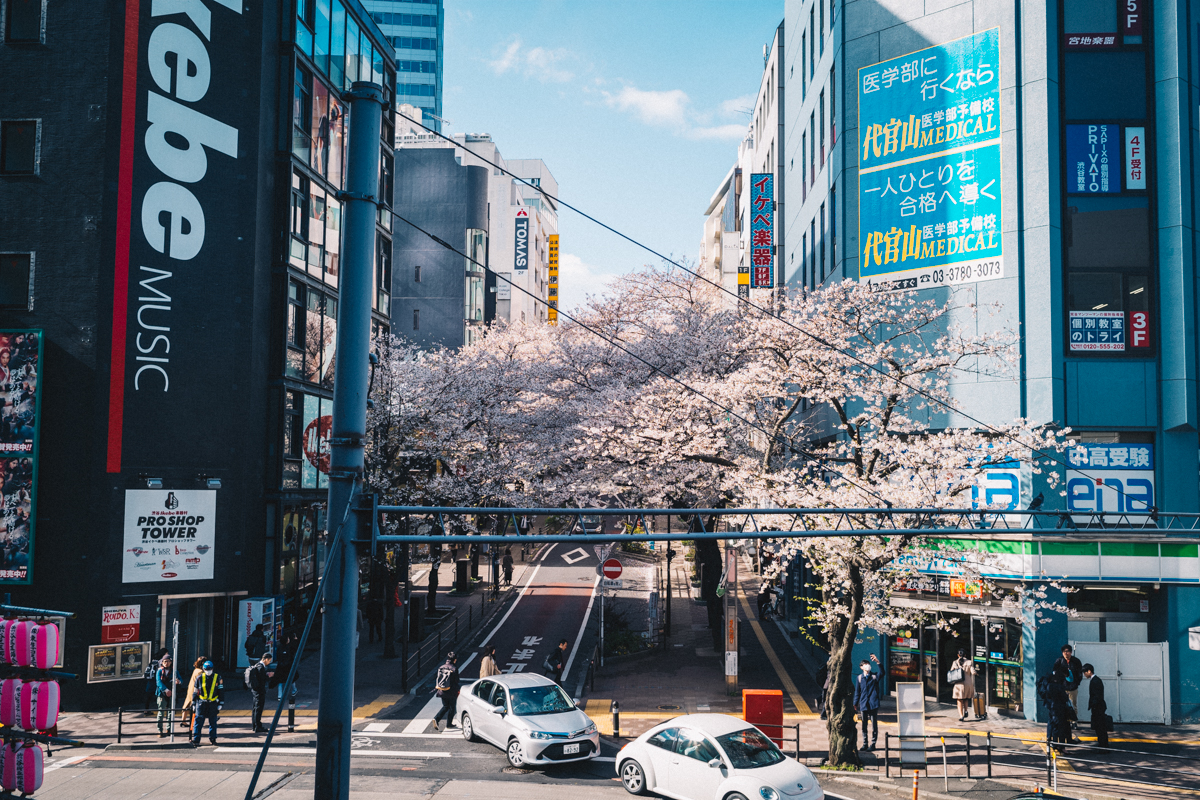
[245,652,273,734]
[154,655,181,737]
[432,652,460,732]
[244,624,267,663]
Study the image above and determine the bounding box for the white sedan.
[615,714,823,800]
[456,673,600,767]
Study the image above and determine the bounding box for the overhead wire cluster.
[390,112,1143,510]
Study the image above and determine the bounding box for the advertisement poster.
[101,605,141,644]
[122,490,217,583]
[1067,443,1154,517]
[0,330,41,584]
[88,641,150,683]
[749,173,774,288]
[1065,124,1119,194]
[514,208,529,271]
[1069,310,1125,351]
[858,29,1003,290]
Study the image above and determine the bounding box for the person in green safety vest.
[190,660,225,747]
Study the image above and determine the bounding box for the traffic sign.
[601,578,623,589]
[602,559,623,579]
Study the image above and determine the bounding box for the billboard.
[514,208,529,271]
[548,234,559,323]
[749,173,774,288]
[1067,443,1154,516]
[0,330,41,584]
[122,490,217,583]
[1065,124,1119,194]
[858,28,1002,290]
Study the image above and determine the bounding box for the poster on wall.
[101,605,141,644]
[858,28,1002,290]
[87,641,151,683]
[749,173,775,288]
[1065,124,1120,194]
[1069,310,1125,351]
[0,330,42,584]
[122,490,217,583]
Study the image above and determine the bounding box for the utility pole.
[314,80,384,800]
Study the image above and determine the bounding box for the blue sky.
[442,0,784,311]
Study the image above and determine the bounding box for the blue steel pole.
[314,80,383,800]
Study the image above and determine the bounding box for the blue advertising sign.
[858,28,1002,290]
[1068,310,1125,351]
[1065,124,1119,194]
[1066,443,1154,516]
[749,173,774,288]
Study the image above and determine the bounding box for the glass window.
[716,729,785,769]
[377,233,391,313]
[413,308,419,331]
[820,203,826,280]
[360,34,373,91]
[287,281,305,379]
[1063,0,1117,33]
[473,679,495,701]
[5,0,41,42]
[0,253,31,309]
[508,684,573,716]
[314,0,330,74]
[1064,52,1145,119]
[675,729,719,763]
[293,68,312,163]
[301,393,320,488]
[830,183,837,268]
[414,265,422,283]
[324,195,341,287]
[647,728,678,751]
[330,0,345,88]
[284,390,302,457]
[372,41,384,85]
[308,184,326,279]
[0,120,37,174]
[290,172,310,268]
[345,16,360,87]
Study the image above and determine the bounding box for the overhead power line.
[394,112,1137,504]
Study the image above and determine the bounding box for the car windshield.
[581,515,601,525]
[509,684,575,716]
[717,729,786,769]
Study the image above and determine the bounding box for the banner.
[749,173,774,288]
[858,28,1002,290]
[514,208,529,271]
[101,605,141,644]
[0,330,41,584]
[1067,443,1154,516]
[122,490,217,583]
[548,234,559,323]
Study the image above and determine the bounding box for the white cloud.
[556,253,621,312]
[720,94,756,117]
[490,39,574,83]
[604,87,690,128]
[603,86,749,141]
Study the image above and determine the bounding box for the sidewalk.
[54,545,549,750]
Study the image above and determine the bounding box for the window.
[801,32,806,96]
[830,65,836,143]
[286,280,305,379]
[376,232,391,313]
[830,182,836,268]
[329,0,345,88]
[801,232,807,288]
[819,90,825,165]
[648,728,679,751]
[0,253,32,310]
[819,203,826,281]
[292,68,312,163]
[413,308,419,330]
[397,83,436,97]
[314,0,330,73]
[397,60,437,74]
[0,120,37,174]
[284,390,302,458]
[809,112,816,184]
[801,131,806,200]
[675,729,719,763]
[473,680,495,701]
[809,7,815,76]
[289,171,310,268]
[809,219,816,287]
[5,0,41,42]
[414,264,422,283]
[819,0,825,54]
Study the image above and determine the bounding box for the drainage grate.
[657,704,682,711]
[502,766,535,775]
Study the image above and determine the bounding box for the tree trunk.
[825,563,865,768]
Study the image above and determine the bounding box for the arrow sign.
[602,559,623,580]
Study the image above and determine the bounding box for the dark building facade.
[0,0,393,707]
[392,147,489,349]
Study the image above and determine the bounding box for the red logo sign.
[602,559,623,579]
[161,572,177,578]
[1130,311,1151,348]
[304,414,333,474]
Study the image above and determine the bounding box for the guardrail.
[116,706,187,744]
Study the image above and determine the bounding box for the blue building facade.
[362,0,443,132]
[783,0,1200,724]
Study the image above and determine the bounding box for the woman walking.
[181,656,206,729]
[479,646,500,678]
[950,648,976,721]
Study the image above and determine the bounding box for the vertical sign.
[547,234,559,324]
[749,173,774,288]
[1122,0,1144,36]
[0,330,42,584]
[1130,310,1151,348]
[514,208,529,272]
[724,546,738,689]
[1125,127,1146,190]
[1065,125,1119,194]
[858,28,1002,290]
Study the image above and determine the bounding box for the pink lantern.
[0,679,17,728]
[0,741,42,794]
[18,681,58,732]
[6,622,59,670]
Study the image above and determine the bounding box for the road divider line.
[478,552,549,648]
[402,695,443,735]
[563,574,600,682]
[737,592,813,716]
[214,746,451,758]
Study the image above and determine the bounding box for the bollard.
[1051,748,1057,792]
[288,695,296,733]
[965,733,971,779]
[986,731,992,778]
[884,731,890,778]
[912,769,919,800]
[611,700,620,739]
[941,737,948,792]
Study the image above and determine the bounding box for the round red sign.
[602,559,623,579]
[304,414,333,474]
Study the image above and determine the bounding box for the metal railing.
[116,706,187,744]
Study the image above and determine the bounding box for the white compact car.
[456,673,600,767]
[615,714,824,800]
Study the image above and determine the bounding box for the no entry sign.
[602,559,623,579]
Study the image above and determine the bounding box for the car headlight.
[760,788,779,800]
[528,731,554,740]
[582,723,597,735]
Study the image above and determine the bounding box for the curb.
[106,741,196,751]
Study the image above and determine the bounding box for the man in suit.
[1083,664,1109,747]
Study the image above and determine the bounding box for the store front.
[278,503,327,635]
[154,592,245,673]
[889,587,1025,713]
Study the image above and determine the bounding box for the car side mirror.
[490,705,505,715]
[708,758,723,769]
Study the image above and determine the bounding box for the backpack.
[435,663,454,692]
[244,665,255,689]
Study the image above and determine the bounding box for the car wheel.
[506,738,525,768]
[619,759,646,795]
[725,794,750,800]
[461,713,477,743]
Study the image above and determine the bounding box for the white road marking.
[478,550,551,648]
[354,731,458,738]
[411,569,430,585]
[362,722,390,732]
[560,548,589,565]
[214,746,451,758]
[402,695,443,735]
[593,756,616,762]
[44,754,90,772]
[562,574,599,681]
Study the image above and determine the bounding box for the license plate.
[563,743,580,755]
